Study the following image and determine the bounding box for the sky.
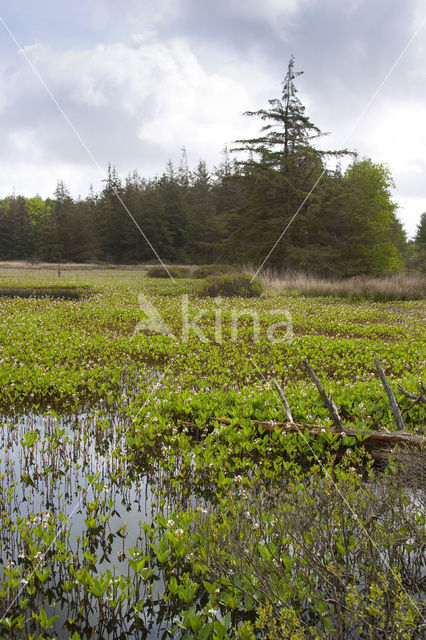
[0,0,425,238]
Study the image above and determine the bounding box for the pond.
[0,408,197,639]
[0,404,424,639]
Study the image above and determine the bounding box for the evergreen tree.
[157,161,189,262]
[414,212,426,245]
[187,160,219,262]
[235,55,326,173]
[231,55,349,269]
[36,183,74,261]
[7,195,34,259]
[0,118,409,275]
[97,164,129,262]
[0,202,9,259]
[53,181,75,260]
[143,177,174,261]
[212,147,246,216]
[410,212,426,272]
[68,198,98,262]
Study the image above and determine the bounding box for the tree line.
[0,57,424,276]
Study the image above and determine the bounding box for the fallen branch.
[180,416,424,455]
[272,379,294,423]
[398,382,426,416]
[398,387,421,401]
[179,360,424,463]
[374,359,405,431]
[303,359,346,431]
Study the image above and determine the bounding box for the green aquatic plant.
[0,269,424,639]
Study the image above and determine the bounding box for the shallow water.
[0,409,181,638]
[1,406,423,639]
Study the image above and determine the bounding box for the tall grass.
[244,267,426,301]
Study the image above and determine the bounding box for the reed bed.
[246,268,426,301]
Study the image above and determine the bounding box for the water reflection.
[0,409,179,639]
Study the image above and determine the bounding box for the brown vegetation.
[246,267,426,301]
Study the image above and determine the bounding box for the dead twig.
[398,383,426,416]
[375,359,405,431]
[272,379,294,423]
[303,359,346,432]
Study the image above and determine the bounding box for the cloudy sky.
[0,0,425,237]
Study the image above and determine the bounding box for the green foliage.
[251,604,318,639]
[25,196,48,223]
[340,159,405,275]
[198,273,262,297]
[0,271,424,425]
[146,265,192,278]
[0,270,424,639]
[414,211,426,244]
[409,212,426,273]
[193,264,237,279]
[171,463,424,639]
[0,285,92,299]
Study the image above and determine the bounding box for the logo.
[134,294,293,343]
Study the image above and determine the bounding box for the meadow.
[0,268,424,639]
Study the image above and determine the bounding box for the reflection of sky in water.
[0,410,174,638]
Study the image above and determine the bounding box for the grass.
[245,267,426,301]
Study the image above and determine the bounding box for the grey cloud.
[0,0,424,235]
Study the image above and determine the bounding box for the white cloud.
[397,196,426,237]
[134,40,256,152]
[0,34,260,198]
[9,128,40,155]
[412,0,426,28]
[0,0,424,238]
[372,101,425,162]
[329,98,426,238]
[0,161,101,199]
[129,0,183,31]
[230,0,309,41]
[23,35,254,132]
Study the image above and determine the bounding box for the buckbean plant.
[0,269,424,639]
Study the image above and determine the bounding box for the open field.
[0,268,424,639]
